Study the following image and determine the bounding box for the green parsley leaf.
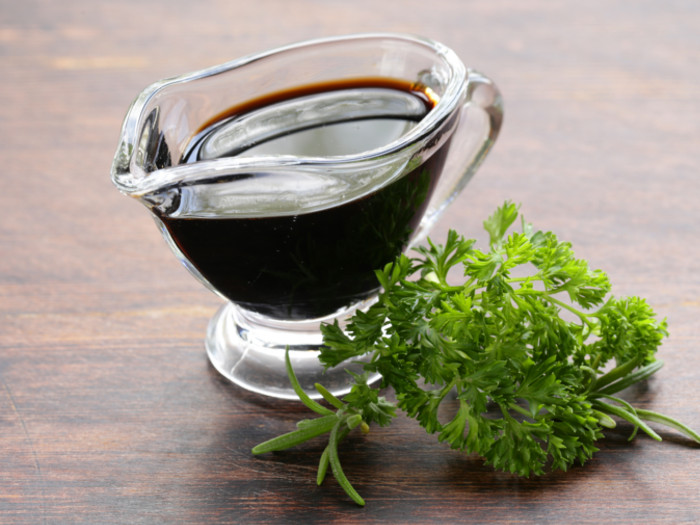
[253,202,698,506]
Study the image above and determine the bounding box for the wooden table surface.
[2,1,699,523]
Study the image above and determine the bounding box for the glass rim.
[111,32,468,196]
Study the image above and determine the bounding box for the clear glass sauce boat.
[111,33,503,399]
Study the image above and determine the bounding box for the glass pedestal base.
[205,301,379,400]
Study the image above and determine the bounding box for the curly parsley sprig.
[253,201,699,506]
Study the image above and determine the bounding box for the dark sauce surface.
[156,80,452,320]
[192,77,436,141]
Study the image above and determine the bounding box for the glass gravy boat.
[111,33,503,399]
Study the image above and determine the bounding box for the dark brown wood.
[1,1,699,523]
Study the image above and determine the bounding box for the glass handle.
[414,69,504,243]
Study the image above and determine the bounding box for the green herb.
[253,201,699,506]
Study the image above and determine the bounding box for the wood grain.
[1,0,699,523]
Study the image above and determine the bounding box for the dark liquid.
[150,80,454,319]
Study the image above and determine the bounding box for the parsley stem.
[251,414,338,454]
[595,361,665,396]
[542,295,596,329]
[592,356,642,392]
[328,420,365,506]
[317,447,330,485]
[635,409,700,444]
[593,399,662,441]
[319,426,353,485]
[285,349,334,416]
[510,402,535,420]
[314,383,345,410]
[507,276,532,283]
